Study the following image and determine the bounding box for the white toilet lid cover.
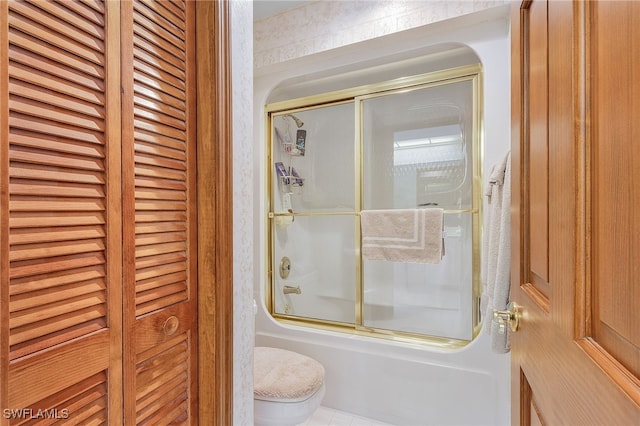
[254,347,325,402]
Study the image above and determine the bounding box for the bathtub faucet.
[283,285,302,295]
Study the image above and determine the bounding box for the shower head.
[283,114,304,128]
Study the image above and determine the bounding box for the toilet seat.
[254,347,325,426]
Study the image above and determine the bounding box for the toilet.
[254,346,325,426]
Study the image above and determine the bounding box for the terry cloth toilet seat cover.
[254,347,325,402]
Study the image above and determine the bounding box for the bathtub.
[254,8,511,425]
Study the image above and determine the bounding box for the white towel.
[360,208,444,264]
[481,152,512,353]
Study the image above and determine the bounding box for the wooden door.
[511,1,640,424]
[1,0,122,422]
[1,1,203,423]
[121,0,198,423]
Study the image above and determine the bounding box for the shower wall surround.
[252,2,511,425]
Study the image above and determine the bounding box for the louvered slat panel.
[9,253,105,281]
[10,304,106,347]
[135,152,185,170]
[133,5,185,53]
[10,264,104,294]
[123,1,195,422]
[9,79,105,118]
[134,0,185,36]
[135,211,187,223]
[10,164,103,184]
[136,221,186,234]
[135,164,185,182]
[134,104,186,131]
[8,13,104,66]
[7,0,108,359]
[23,0,104,38]
[9,63,105,105]
[10,128,104,157]
[11,371,108,426]
[73,0,105,18]
[10,1,105,53]
[135,251,185,270]
[135,334,189,424]
[10,114,103,144]
[10,96,104,130]
[136,271,187,293]
[137,267,186,290]
[8,31,103,78]
[133,23,184,65]
[10,46,104,92]
[10,197,104,213]
[134,84,185,113]
[9,225,105,245]
[10,279,105,311]
[134,47,186,82]
[9,319,105,361]
[134,58,185,94]
[135,177,186,192]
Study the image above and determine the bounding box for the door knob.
[163,316,179,336]
[493,301,521,334]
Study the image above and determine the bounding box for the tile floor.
[299,406,392,426]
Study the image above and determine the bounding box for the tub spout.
[283,285,301,295]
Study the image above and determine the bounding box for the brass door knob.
[163,316,179,336]
[493,301,521,334]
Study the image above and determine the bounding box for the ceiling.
[253,0,310,21]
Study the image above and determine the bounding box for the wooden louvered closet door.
[0,1,198,424]
[121,0,197,423]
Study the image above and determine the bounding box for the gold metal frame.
[265,64,483,349]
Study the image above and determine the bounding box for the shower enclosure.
[266,65,482,345]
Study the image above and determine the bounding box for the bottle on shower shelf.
[290,167,303,187]
[295,129,307,156]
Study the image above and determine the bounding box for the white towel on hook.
[481,152,512,353]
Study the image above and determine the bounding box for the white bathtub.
[254,9,511,426]
[255,309,509,425]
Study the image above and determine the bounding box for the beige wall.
[254,0,509,69]
[231,1,254,425]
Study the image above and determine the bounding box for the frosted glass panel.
[271,102,355,213]
[362,213,473,340]
[363,80,473,211]
[361,79,477,341]
[272,215,356,324]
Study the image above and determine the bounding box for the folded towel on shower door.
[360,208,444,264]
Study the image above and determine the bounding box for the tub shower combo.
[266,65,482,347]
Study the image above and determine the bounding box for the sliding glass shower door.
[266,65,482,346]
[360,79,479,341]
[269,102,357,324]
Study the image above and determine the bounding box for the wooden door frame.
[196,1,234,424]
